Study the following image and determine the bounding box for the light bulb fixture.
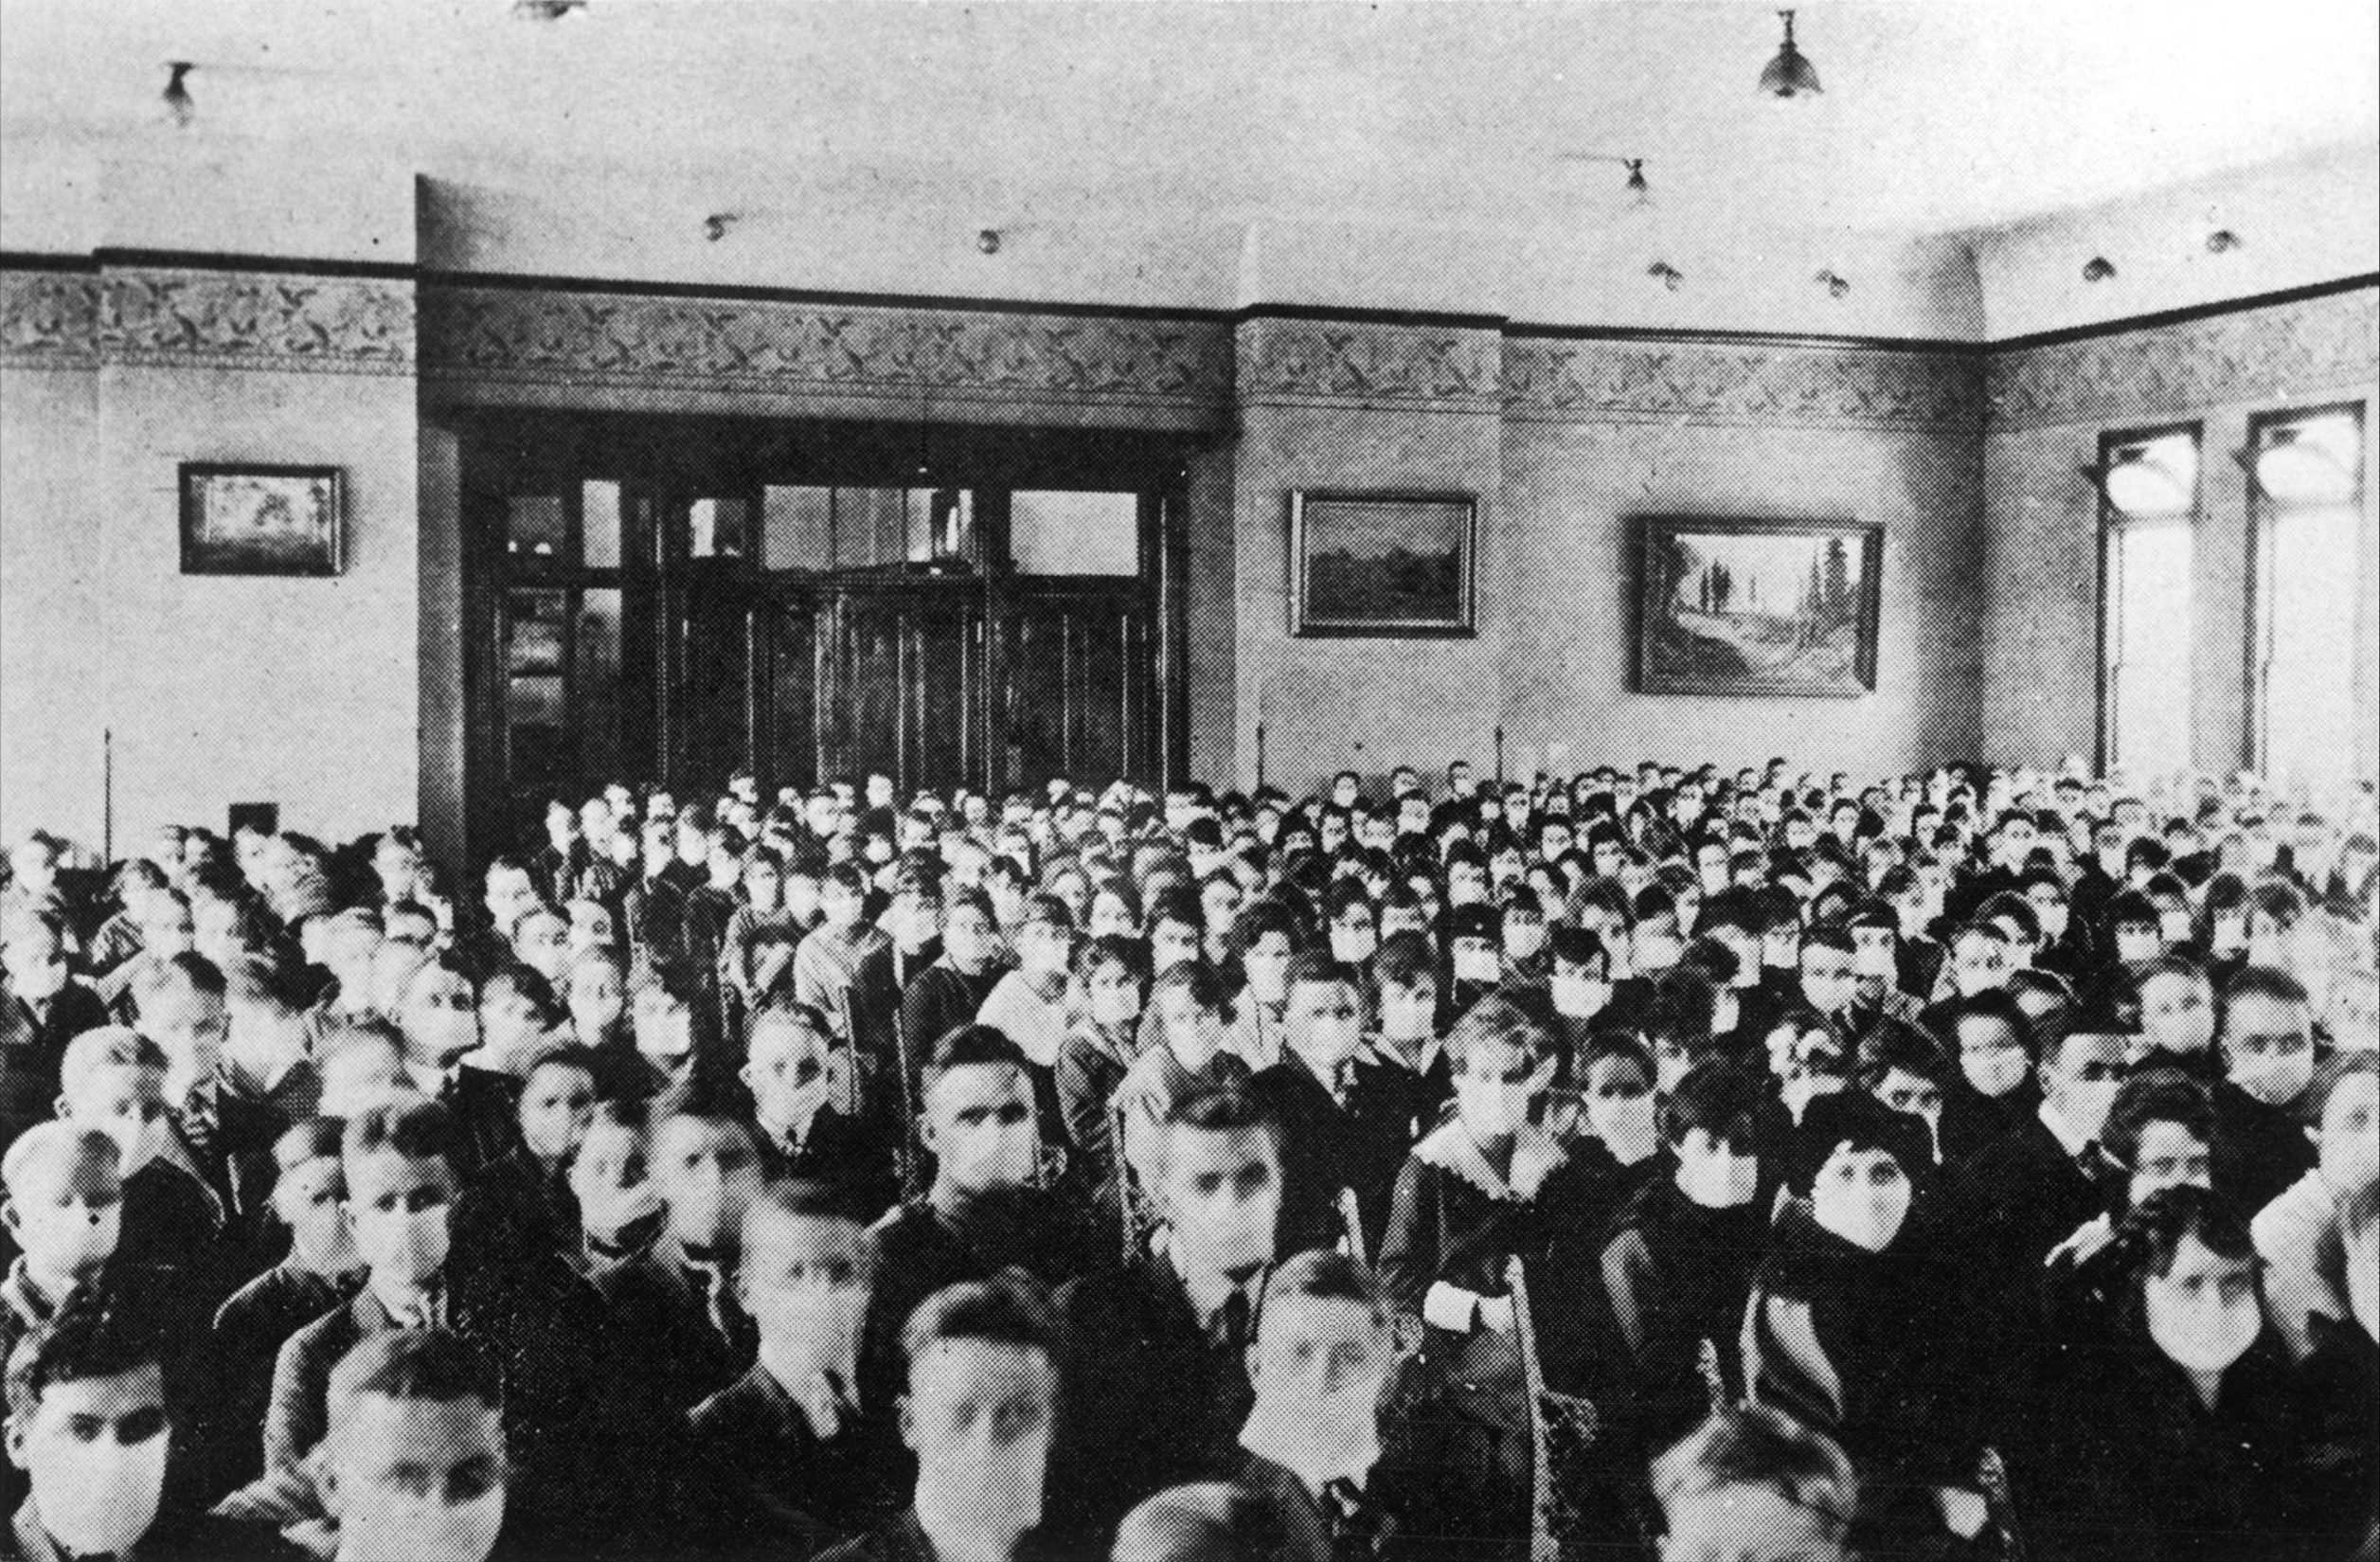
[1647,260,1684,292]
[2206,229,2243,254]
[2238,417,2360,505]
[976,228,1001,255]
[1758,10,1821,99]
[2083,256,2117,282]
[1815,268,1851,299]
[2084,446,2191,517]
[162,62,195,127]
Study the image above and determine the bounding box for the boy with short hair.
[1249,954,1420,1259]
[1648,1405,1856,1562]
[1,910,111,1148]
[689,1177,902,1551]
[816,1275,1065,1562]
[597,1076,766,1413]
[744,1007,892,1215]
[0,1126,129,1380]
[866,1027,1097,1411]
[1233,1250,1403,1562]
[312,1328,509,1562]
[1116,963,1250,1211]
[1052,1087,1285,1548]
[55,1027,224,1276]
[3,1292,229,1561]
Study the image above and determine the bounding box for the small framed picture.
[180,464,344,577]
[1290,491,1477,637]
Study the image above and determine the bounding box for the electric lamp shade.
[1760,11,1822,98]
[2253,422,2359,505]
[2101,455,2190,517]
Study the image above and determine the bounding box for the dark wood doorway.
[460,414,1189,859]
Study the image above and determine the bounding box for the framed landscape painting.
[180,463,344,576]
[1290,492,1476,637]
[1635,517,1882,696]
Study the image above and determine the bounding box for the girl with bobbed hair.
[2018,1185,2308,1562]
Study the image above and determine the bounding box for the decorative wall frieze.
[420,285,1234,414]
[1987,286,2379,430]
[1235,316,1504,410]
[0,266,415,374]
[1503,337,1983,430]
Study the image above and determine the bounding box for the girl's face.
[1085,958,1142,1031]
[2139,972,2214,1054]
[569,963,625,1037]
[1087,891,1136,942]
[2126,1120,2212,1208]
[518,1064,596,1163]
[1158,987,1226,1068]
[1811,1144,1912,1253]
[2142,1234,2262,1376]
[2317,1073,2379,1196]
[743,862,782,911]
[1455,1039,1549,1142]
[1243,933,1293,1005]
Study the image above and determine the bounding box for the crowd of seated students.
[0,753,2372,1561]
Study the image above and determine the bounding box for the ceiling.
[4,0,2375,244]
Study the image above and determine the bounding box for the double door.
[687,573,1154,804]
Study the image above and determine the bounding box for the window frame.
[2245,399,2368,778]
[2095,420,2203,778]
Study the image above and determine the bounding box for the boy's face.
[819,880,863,931]
[5,1361,169,1558]
[1156,986,1226,1067]
[142,983,227,1103]
[326,1392,507,1562]
[2224,993,2316,1107]
[741,1209,871,1376]
[1152,918,1201,973]
[653,1117,761,1251]
[1249,1292,1389,1427]
[1161,1124,1280,1280]
[924,1065,1039,1194]
[1285,978,1363,1072]
[632,989,693,1060]
[511,914,569,981]
[942,906,997,971]
[402,968,479,1069]
[743,1019,832,1130]
[67,1063,165,1169]
[2139,970,2215,1054]
[1798,944,1856,1016]
[345,1149,456,1291]
[902,1339,1055,1539]
[1950,932,2010,996]
[517,1063,595,1163]
[4,1145,122,1286]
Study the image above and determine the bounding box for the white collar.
[2037,1096,2093,1160]
[1412,1118,1564,1203]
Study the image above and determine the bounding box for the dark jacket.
[1249,1053,1425,1260]
[0,978,110,1145]
[685,1360,903,1558]
[594,1229,759,1417]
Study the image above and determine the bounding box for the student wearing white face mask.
[2212,967,2320,1216]
[1591,1062,1770,1461]
[1377,996,1594,1553]
[2254,1053,2379,1360]
[1746,1090,1976,1554]
[2021,1186,2307,1562]
[1056,935,1150,1237]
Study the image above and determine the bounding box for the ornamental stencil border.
[419,285,1235,410]
[1503,337,1982,430]
[1986,287,2379,430]
[0,268,414,374]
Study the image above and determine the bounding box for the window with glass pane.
[2254,408,2366,791]
[1011,491,1138,576]
[2101,429,2197,780]
[582,480,623,568]
[687,496,754,561]
[506,494,567,562]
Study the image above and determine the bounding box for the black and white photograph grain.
[1,3,2375,1560]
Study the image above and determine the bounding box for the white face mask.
[1549,975,1610,1020]
[752,1277,869,1388]
[360,1207,450,1290]
[1458,1077,1531,1139]
[1635,935,1681,973]
[2229,1050,2315,1108]
[1675,1137,1760,1209]
[1378,990,1433,1044]
[339,1479,506,1562]
[1504,925,1546,963]
[28,1411,167,1556]
[1811,1153,1911,1253]
[2035,905,2069,941]
[575,1176,663,1244]
[2145,1274,2262,1376]
[1089,983,1141,1031]
[1245,958,1289,1007]
[2159,910,2195,945]
[1587,1092,1659,1166]
[1963,1049,2030,1100]
[1452,947,1501,985]
[1329,927,1377,965]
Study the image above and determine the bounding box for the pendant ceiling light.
[1759,10,1821,99]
